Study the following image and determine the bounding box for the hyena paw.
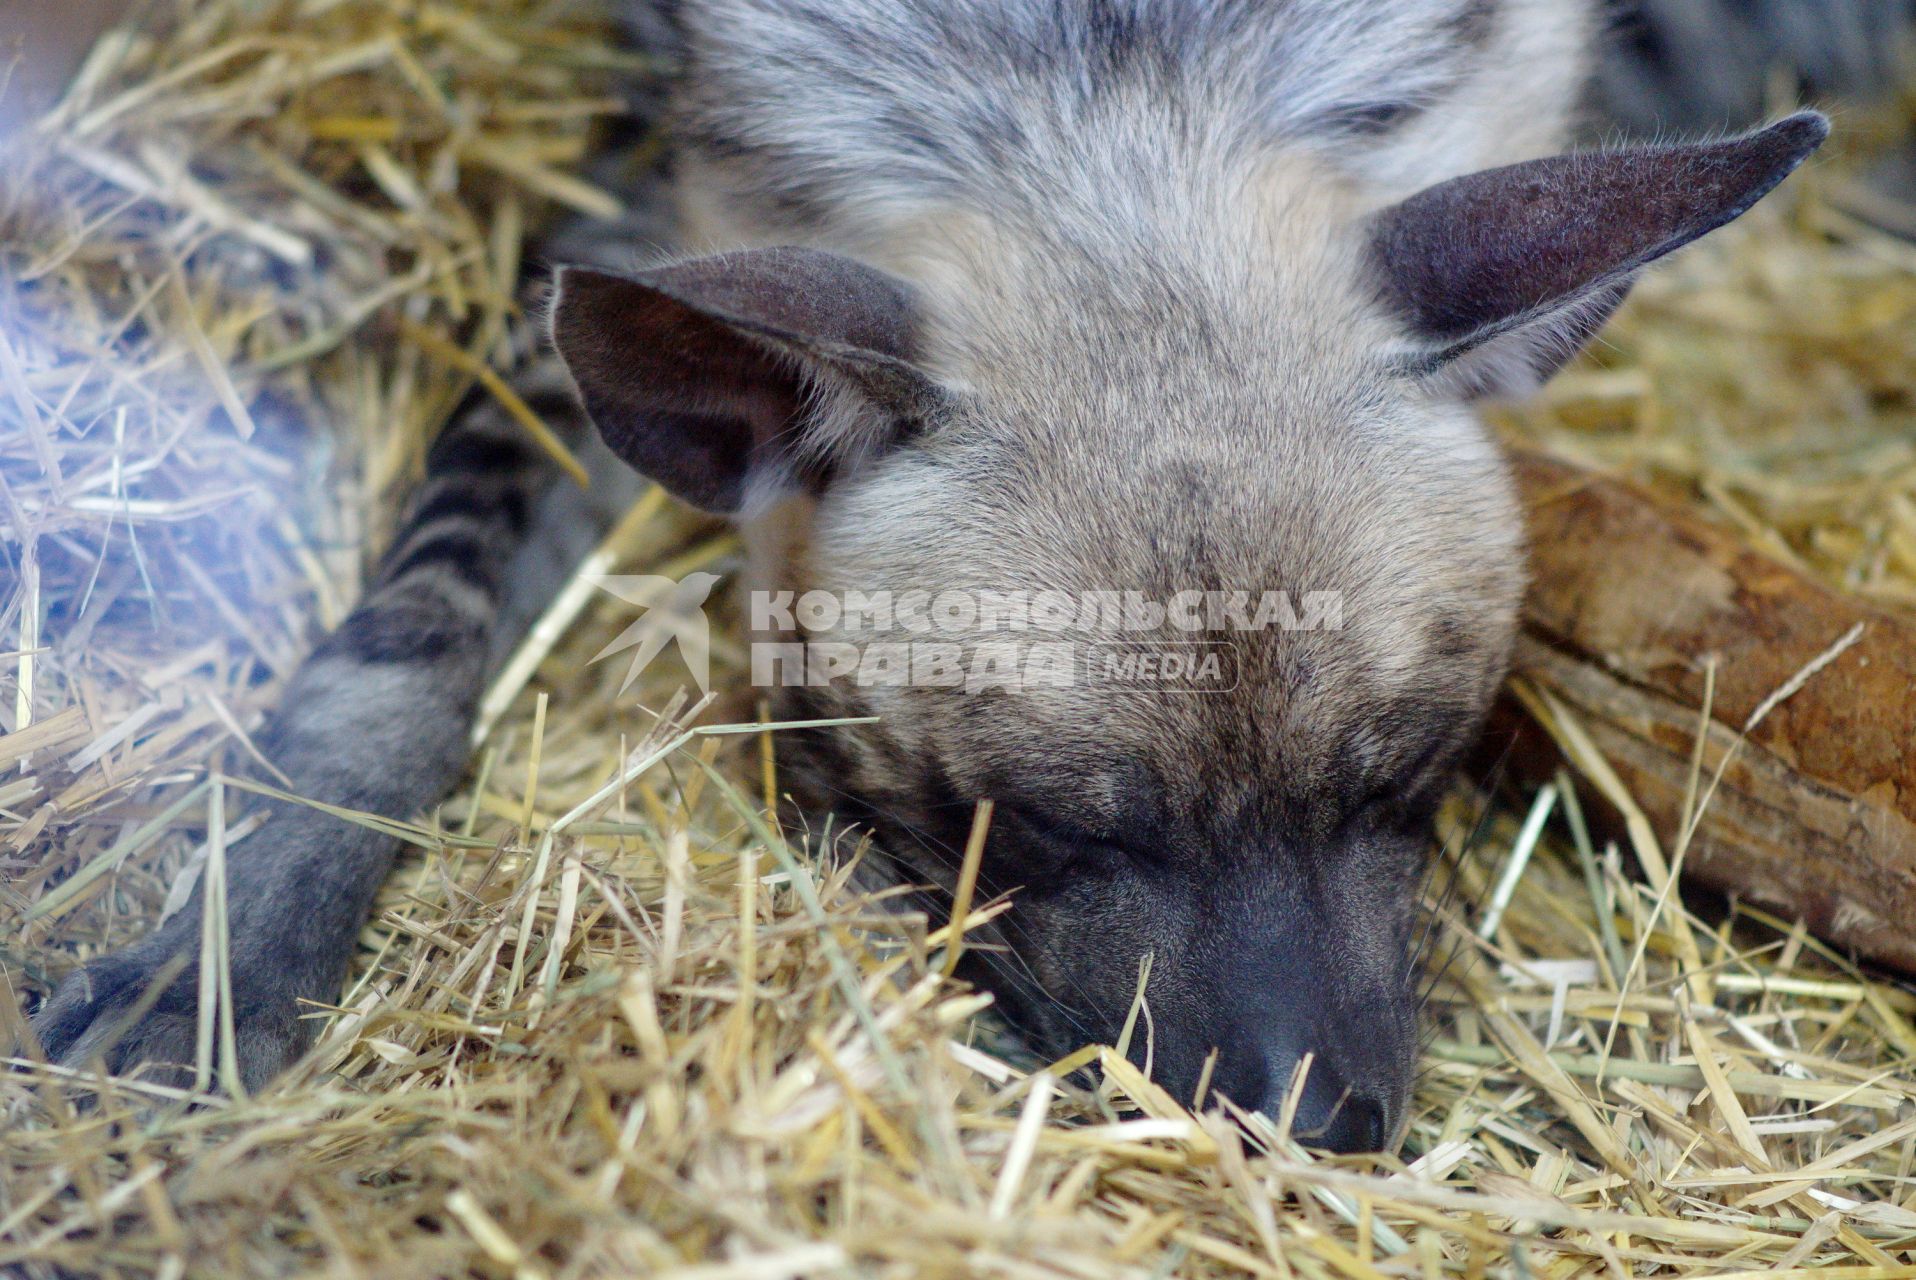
[31,944,309,1094]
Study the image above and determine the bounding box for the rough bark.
[1498,448,1916,972]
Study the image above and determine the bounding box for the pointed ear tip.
[1769,110,1831,155]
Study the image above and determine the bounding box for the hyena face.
[783,375,1519,1152]
[554,115,1825,1150]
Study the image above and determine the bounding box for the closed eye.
[1346,731,1458,833]
[994,802,1129,873]
[1319,100,1420,137]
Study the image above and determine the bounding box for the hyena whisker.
[797,789,1103,1042]
[797,776,1108,1035]
[1407,842,1468,993]
[1407,745,1516,993]
[1415,923,1482,1020]
[884,874,1104,1046]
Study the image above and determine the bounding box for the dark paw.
[31,943,310,1094]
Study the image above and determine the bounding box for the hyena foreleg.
[32,365,641,1091]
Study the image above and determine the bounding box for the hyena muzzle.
[31,0,1826,1152]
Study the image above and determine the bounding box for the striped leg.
[32,364,640,1091]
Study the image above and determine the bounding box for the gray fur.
[567,0,1817,1149]
[31,0,1828,1152]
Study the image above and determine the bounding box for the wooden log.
[1500,448,1916,973]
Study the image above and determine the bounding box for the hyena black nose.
[1292,1079,1386,1154]
[1249,1057,1388,1154]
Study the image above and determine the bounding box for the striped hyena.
[34,0,1825,1151]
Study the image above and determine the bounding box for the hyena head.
[553,114,1824,1150]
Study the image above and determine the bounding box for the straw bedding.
[2,5,1914,1277]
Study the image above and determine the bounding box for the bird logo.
[587,571,723,696]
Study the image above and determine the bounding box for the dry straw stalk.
[3,4,1915,1277]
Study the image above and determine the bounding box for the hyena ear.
[1366,112,1827,399]
[550,247,941,512]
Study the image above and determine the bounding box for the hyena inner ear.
[550,248,940,513]
[1367,111,1828,398]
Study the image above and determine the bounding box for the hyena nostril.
[1290,1080,1387,1155]
[1195,1034,1394,1157]
[1234,1052,1389,1154]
